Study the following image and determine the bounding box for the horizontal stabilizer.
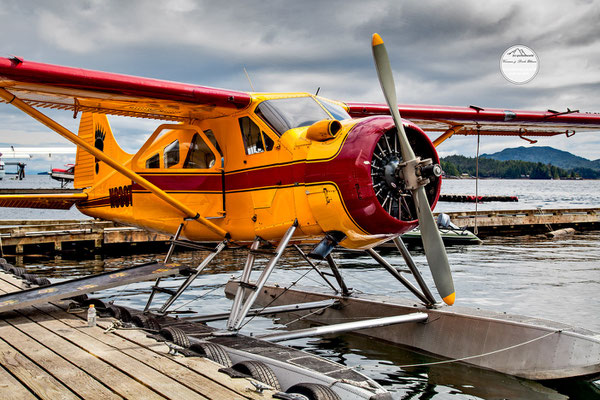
[0,193,87,209]
[0,261,183,314]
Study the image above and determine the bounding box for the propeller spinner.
[371,33,455,305]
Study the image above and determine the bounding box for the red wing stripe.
[346,102,600,129]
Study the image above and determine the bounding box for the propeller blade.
[371,33,414,163]
[371,33,455,305]
[414,187,455,305]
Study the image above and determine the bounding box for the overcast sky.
[0,0,599,172]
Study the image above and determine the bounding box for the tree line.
[440,155,600,179]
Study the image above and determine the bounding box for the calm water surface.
[2,176,599,399]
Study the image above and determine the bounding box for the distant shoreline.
[442,176,595,180]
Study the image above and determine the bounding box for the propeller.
[371,33,455,305]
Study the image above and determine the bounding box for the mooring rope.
[106,283,132,305]
[395,329,561,368]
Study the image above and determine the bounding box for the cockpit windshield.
[319,99,351,121]
[255,96,349,136]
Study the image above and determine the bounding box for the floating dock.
[442,207,599,235]
[440,194,518,203]
[0,259,393,398]
[0,270,277,399]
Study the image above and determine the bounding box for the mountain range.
[481,146,600,171]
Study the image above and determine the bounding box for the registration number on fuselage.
[109,185,133,208]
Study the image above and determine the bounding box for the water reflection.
[304,333,571,400]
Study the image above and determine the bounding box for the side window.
[164,140,180,168]
[145,153,160,168]
[239,117,275,155]
[183,133,216,169]
[263,133,274,151]
[239,117,263,155]
[203,129,222,154]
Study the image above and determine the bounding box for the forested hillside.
[441,155,599,179]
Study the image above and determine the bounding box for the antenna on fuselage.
[243,67,255,92]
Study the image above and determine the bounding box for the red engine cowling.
[305,116,441,243]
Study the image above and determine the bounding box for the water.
[2,176,600,399]
[436,178,600,213]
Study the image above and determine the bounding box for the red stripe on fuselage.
[130,116,440,236]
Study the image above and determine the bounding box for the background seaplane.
[1,34,600,386]
[0,146,76,180]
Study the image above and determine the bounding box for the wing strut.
[0,88,228,239]
[433,125,464,147]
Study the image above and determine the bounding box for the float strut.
[157,239,227,314]
[228,220,298,331]
[293,244,338,292]
[325,254,351,296]
[144,223,185,313]
[367,247,433,306]
[392,237,437,305]
[226,237,261,329]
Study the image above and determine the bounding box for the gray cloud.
[0,0,599,170]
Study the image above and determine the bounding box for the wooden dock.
[0,271,275,399]
[0,219,170,254]
[441,207,600,235]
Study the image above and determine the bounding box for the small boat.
[401,226,481,246]
[398,213,481,246]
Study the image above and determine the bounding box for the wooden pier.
[441,207,600,235]
[0,220,170,254]
[0,270,275,399]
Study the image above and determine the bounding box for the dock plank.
[34,305,245,400]
[0,283,201,399]
[0,279,166,400]
[0,336,79,400]
[0,271,275,399]
[0,364,36,400]
[2,311,162,400]
[0,318,122,400]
